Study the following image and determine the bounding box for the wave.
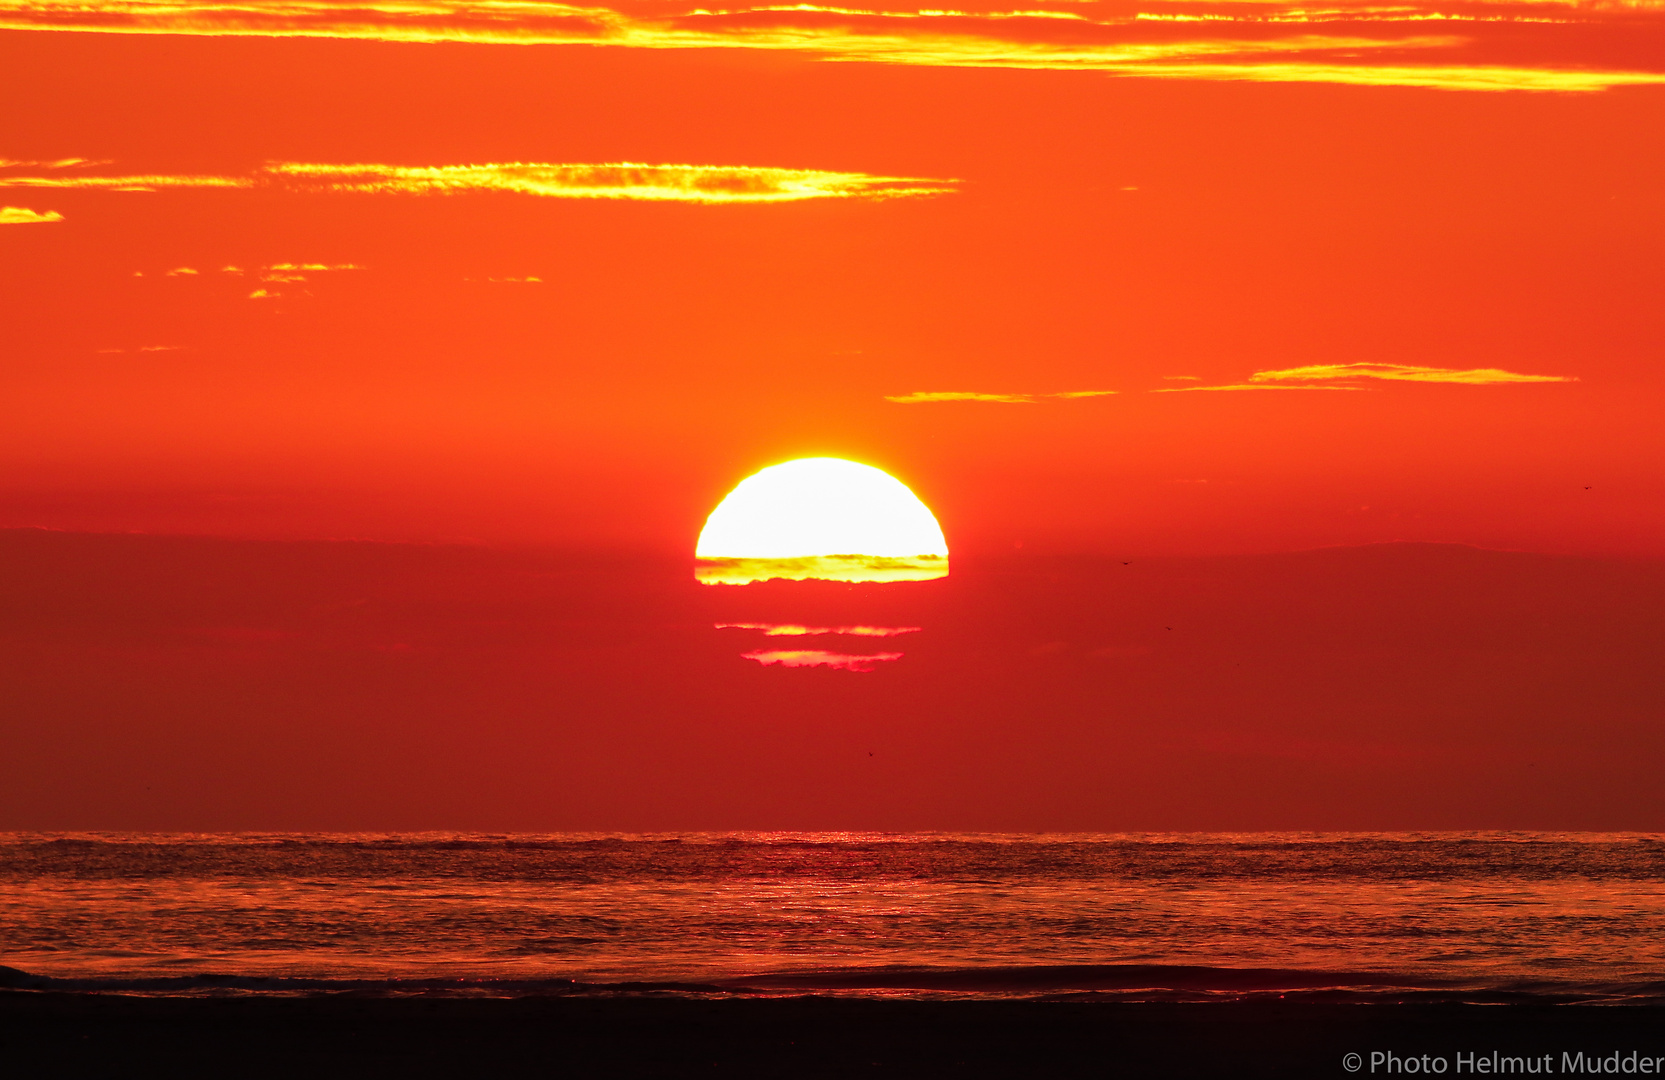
[10,831,1664,844]
[727,965,1665,1004]
[5,964,1662,1004]
[0,966,729,998]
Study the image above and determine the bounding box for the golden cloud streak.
[886,389,1115,403]
[265,261,362,271]
[716,622,923,636]
[1117,61,1665,91]
[1153,382,1358,391]
[792,31,1469,71]
[0,173,253,192]
[0,161,954,203]
[266,161,953,202]
[0,157,112,168]
[0,205,63,224]
[888,391,1042,403]
[741,649,905,671]
[0,0,1660,91]
[1251,362,1578,384]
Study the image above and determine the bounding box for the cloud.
[246,264,348,296]
[696,553,948,584]
[126,260,362,300]
[886,389,1116,403]
[1155,362,1578,391]
[717,622,922,637]
[0,205,62,224]
[264,161,954,202]
[0,157,111,168]
[0,0,1660,92]
[1249,362,1578,385]
[0,173,252,192]
[887,392,1043,404]
[254,262,363,283]
[741,649,904,672]
[1152,382,1359,392]
[0,160,955,204]
[201,262,362,283]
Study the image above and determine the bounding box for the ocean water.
[3,833,1663,1002]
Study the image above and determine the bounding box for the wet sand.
[4,993,1663,1079]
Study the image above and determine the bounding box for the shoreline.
[6,993,1663,1079]
[8,961,1663,1006]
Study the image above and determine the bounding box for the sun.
[696,458,949,584]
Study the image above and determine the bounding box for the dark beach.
[5,992,1663,1079]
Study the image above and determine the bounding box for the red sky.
[5,532,1663,831]
[1,1,1662,828]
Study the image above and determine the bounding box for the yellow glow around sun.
[696,458,948,585]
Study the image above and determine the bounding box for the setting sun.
[695,458,948,585]
[5,0,1665,1069]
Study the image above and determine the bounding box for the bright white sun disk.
[695,458,948,584]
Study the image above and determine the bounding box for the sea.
[3,833,1663,1003]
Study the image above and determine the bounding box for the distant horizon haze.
[2,529,1659,833]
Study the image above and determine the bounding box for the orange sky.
[3,1,1663,559]
[4,6,1665,829]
